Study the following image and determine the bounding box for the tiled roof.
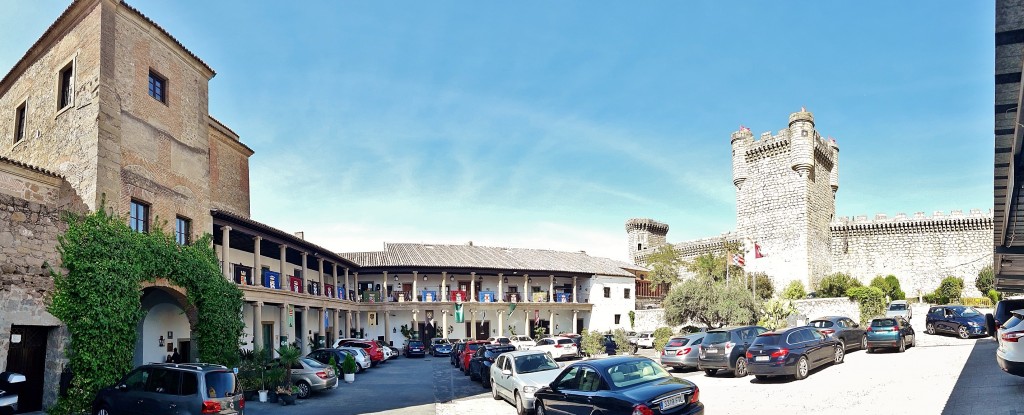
[0,155,63,178]
[339,243,643,277]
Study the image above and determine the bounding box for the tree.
[663,275,760,328]
[758,299,797,330]
[685,253,725,280]
[870,275,905,302]
[645,244,684,286]
[580,329,605,356]
[612,329,632,355]
[751,272,775,300]
[781,280,807,300]
[976,265,995,296]
[847,286,887,326]
[931,276,965,304]
[819,272,862,297]
[652,327,675,352]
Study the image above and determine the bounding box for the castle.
[627,109,993,298]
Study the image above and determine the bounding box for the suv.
[997,308,1024,376]
[339,340,385,366]
[405,340,426,358]
[698,325,768,377]
[989,298,1024,335]
[885,300,913,320]
[92,363,244,415]
[468,344,516,385]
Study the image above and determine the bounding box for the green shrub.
[819,273,862,298]
[781,280,807,300]
[341,353,358,374]
[580,329,605,356]
[847,286,887,326]
[752,272,775,301]
[652,327,675,352]
[680,326,701,334]
[987,289,1003,305]
[870,275,906,302]
[931,276,965,304]
[757,299,797,330]
[976,265,995,295]
[612,329,631,354]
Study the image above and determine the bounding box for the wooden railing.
[636,280,670,298]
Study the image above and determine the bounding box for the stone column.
[253,236,262,282]
[442,311,448,339]
[550,311,555,335]
[572,310,578,334]
[382,272,389,302]
[441,272,447,300]
[549,275,554,303]
[303,306,311,352]
[470,309,477,340]
[524,310,530,337]
[221,226,232,280]
[354,310,361,336]
[278,244,288,277]
[353,272,359,302]
[335,308,342,341]
[301,252,308,293]
[470,272,477,302]
[253,301,263,350]
[279,302,289,354]
[384,310,390,343]
[573,276,578,303]
[344,268,350,301]
[498,308,504,337]
[332,263,339,299]
[413,271,418,302]
[346,310,353,337]
[497,273,503,302]
[524,274,530,303]
[318,258,325,297]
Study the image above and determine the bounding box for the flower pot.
[344,373,355,383]
[258,390,268,402]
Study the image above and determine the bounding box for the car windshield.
[1005,314,1024,330]
[954,307,981,317]
[302,358,326,368]
[752,333,782,346]
[496,338,511,344]
[808,320,834,328]
[409,341,424,347]
[666,338,689,347]
[889,303,908,311]
[514,353,560,374]
[204,371,239,398]
[872,319,897,327]
[705,331,730,344]
[606,359,670,388]
[433,339,450,345]
[467,343,482,351]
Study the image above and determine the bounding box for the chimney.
[467,241,473,246]
[294,231,304,240]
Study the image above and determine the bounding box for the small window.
[614,314,621,324]
[175,216,191,245]
[603,287,611,298]
[624,288,631,299]
[58,63,74,110]
[148,70,167,103]
[129,200,150,233]
[14,101,27,143]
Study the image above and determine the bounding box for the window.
[175,216,191,245]
[624,288,631,299]
[614,314,621,325]
[129,200,149,233]
[58,62,74,110]
[14,102,26,143]
[148,70,167,103]
[603,287,611,298]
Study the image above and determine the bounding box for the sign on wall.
[368,312,378,326]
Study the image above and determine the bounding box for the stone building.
[629,109,993,300]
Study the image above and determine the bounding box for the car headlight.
[968,321,980,327]
[522,386,537,394]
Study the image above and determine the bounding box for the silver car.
[285,358,337,399]
[885,300,913,320]
[490,350,562,415]
[660,333,704,371]
[335,347,373,371]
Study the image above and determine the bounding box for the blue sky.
[2,1,994,261]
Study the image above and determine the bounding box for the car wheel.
[480,371,490,388]
[866,347,874,354]
[491,380,500,399]
[926,323,935,335]
[755,375,769,381]
[535,399,547,415]
[95,406,111,415]
[860,335,868,351]
[794,356,809,380]
[704,369,718,377]
[898,337,906,353]
[470,366,479,380]
[296,381,311,399]
[516,392,527,415]
[734,357,748,377]
[834,344,845,364]
[957,325,970,339]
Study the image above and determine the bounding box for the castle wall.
[830,210,993,298]
[208,121,252,217]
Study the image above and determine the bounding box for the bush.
[612,329,632,355]
[976,265,995,295]
[819,273,862,297]
[870,275,906,302]
[663,275,760,328]
[961,297,993,308]
[931,276,965,304]
[781,280,807,300]
[680,326,702,334]
[758,299,797,330]
[751,272,775,301]
[580,329,605,357]
[652,327,675,352]
[341,353,358,374]
[847,286,887,326]
[987,289,1003,305]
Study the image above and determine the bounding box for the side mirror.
[115,384,127,391]
[501,369,512,376]
[853,323,859,328]
[1,373,26,384]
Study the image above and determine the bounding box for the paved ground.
[245,305,1024,414]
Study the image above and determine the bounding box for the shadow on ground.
[941,337,1024,415]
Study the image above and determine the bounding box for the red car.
[341,340,385,366]
[460,340,489,375]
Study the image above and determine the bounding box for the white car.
[334,347,373,372]
[488,336,512,346]
[997,308,1024,377]
[490,350,562,415]
[509,335,536,350]
[532,337,577,360]
[635,332,654,348]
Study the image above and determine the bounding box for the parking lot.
[244,306,1024,415]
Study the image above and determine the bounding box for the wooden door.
[6,326,48,413]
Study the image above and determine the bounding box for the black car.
[450,342,465,366]
[989,298,1024,335]
[807,316,867,351]
[533,356,703,415]
[697,325,767,377]
[92,363,243,415]
[746,327,843,381]
[469,344,516,386]
[925,305,987,339]
[405,340,426,358]
[308,348,364,374]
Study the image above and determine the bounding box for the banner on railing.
[262,270,281,289]
[556,292,571,303]
[479,291,495,302]
[289,276,303,293]
[325,284,334,298]
[234,265,254,285]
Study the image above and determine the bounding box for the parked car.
[661,332,705,371]
[488,336,513,346]
[383,342,400,360]
[533,356,703,415]
[281,357,338,398]
[885,300,913,320]
[532,337,578,361]
[405,340,427,358]
[490,350,566,415]
[308,348,368,374]
[698,325,767,377]
[989,298,1024,335]
[336,346,373,371]
[91,363,244,415]
[635,332,655,349]
[996,308,1024,376]
[451,342,466,366]
[925,305,987,339]
[866,316,915,353]
[339,340,385,366]
[808,316,866,352]
[470,344,517,385]
[430,338,453,356]
[461,341,491,374]
[510,335,537,350]
[374,340,395,360]
[746,326,843,381]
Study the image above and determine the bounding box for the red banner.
[289,276,303,293]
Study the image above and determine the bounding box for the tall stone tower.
[731,109,839,289]
[626,218,669,263]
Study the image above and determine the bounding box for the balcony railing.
[636,280,670,298]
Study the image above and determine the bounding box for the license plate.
[659,394,688,410]
[755,356,769,362]
[705,348,717,353]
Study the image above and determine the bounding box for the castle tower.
[732,109,838,290]
[626,218,669,263]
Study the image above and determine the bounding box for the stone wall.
[790,297,860,326]
[208,120,252,217]
[830,210,993,298]
[633,308,670,332]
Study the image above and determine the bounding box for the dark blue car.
[925,305,987,339]
[533,356,703,415]
[745,327,843,381]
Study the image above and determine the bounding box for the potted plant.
[275,345,301,405]
[341,353,357,383]
[264,365,285,403]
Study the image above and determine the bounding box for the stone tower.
[626,218,669,263]
[731,109,839,289]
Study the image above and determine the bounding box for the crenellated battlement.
[831,209,994,236]
[625,218,669,235]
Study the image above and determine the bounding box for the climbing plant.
[47,202,244,415]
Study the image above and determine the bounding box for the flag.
[534,310,540,324]
[508,303,517,317]
[755,243,764,258]
[454,303,464,323]
[324,310,329,328]
[732,253,745,267]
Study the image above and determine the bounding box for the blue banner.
[556,292,571,303]
[262,270,281,289]
[479,291,495,302]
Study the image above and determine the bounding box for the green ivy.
[47,202,244,415]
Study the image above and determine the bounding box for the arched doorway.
[134,283,196,367]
